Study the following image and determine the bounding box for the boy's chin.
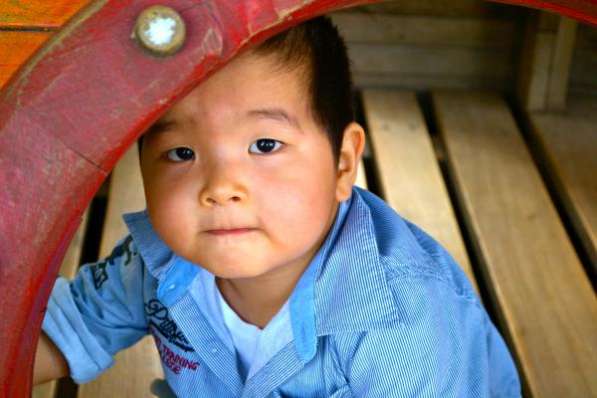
[199,258,275,280]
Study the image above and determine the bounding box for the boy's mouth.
[205,228,255,236]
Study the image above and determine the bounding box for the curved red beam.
[497,0,596,25]
[0,0,595,397]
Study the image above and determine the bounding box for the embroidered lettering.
[152,330,199,374]
[145,299,194,352]
[90,236,137,289]
[90,262,109,289]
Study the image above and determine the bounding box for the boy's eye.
[249,139,283,154]
[166,147,195,162]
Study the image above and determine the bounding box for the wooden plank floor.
[32,92,596,397]
[433,91,596,397]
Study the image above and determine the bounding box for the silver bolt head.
[132,5,186,56]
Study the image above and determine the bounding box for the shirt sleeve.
[41,235,149,384]
[339,277,521,398]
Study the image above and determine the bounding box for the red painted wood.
[495,0,597,26]
[0,1,595,397]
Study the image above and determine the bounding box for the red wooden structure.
[0,0,595,396]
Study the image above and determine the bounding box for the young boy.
[35,16,521,397]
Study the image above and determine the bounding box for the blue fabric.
[42,187,521,397]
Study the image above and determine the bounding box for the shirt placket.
[241,345,306,398]
[169,292,244,396]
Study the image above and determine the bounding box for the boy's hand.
[33,331,69,385]
[150,378,177,398]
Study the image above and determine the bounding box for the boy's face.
[140,50,359,280]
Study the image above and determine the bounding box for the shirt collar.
[314,187,407,334]
[122,209,174,282]
[123,211,203,307]
[287,195,350,363]
[289,187,417,363]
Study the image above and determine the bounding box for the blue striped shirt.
[42,187,521,397]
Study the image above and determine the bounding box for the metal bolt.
[132,5,186,57]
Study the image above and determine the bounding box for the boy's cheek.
[257,183,334,235]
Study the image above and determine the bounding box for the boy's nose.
[200,189,243,207]
[198,165,247,207]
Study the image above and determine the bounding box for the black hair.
[139,16,354,161]
[251,15,354,160]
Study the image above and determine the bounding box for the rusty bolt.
[132,5,186,57]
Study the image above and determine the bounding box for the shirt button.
[211,348,218,354]
[168,284,176,291]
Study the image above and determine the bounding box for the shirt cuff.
[42,277,114,384]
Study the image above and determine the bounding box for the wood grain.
[0,0,90,29]
[0,31,51,90]
[570,23,597,95]
[433,90,597,397]
[98,146,145,257]
[331,12,517,47]
[362,89,476,291]
[527,96,597,274]
[352,72,510,92]
[517,12,578,111]
[346,43,513,91]
[546,16,577,109]
[517,14,554,110]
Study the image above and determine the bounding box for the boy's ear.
[335,121,366,202]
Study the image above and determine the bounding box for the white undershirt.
[215,284,290,381]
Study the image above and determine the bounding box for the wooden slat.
[570,23,597,95]
[517,13,557,111]
[527,97,597,274]
[33,210,90,398]
[348,43,512,77]
[517,12,577,111]
[362,89,476,290]
[331,13,517,47]
[352,72,509,92]
[97,147,145,257]
[0,0,90,29]
[346,43,512,91]
[31,374,57,398]
[433,90,597,397]
[352,0,521,18]
[77,145,163,397]
[0,31,51,90]
[330,11,518,91]
[546,17,577,109]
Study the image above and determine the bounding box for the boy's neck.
[216,266,303,329]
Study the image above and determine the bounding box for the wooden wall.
[571,23,597,96]
[331,1,523,93]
